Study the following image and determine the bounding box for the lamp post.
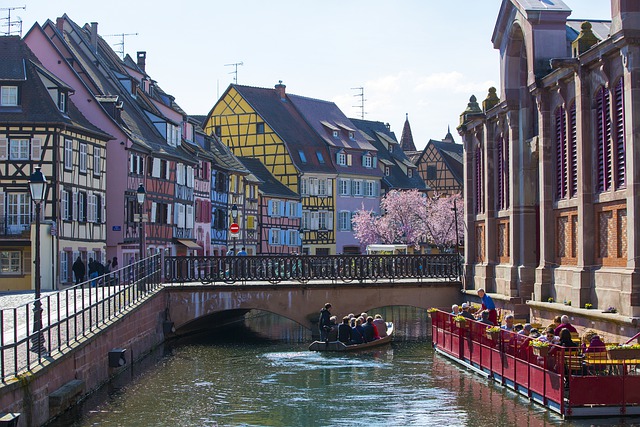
[136,183,146,261]
[230,203,238,254]
[29,167,47,355]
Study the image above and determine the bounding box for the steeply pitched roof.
[229,84,335,174]
[0,36,112,140]
[350,118,427,191]
[420,139,464,186]
[238,157,299,199]
[400,113,417,152]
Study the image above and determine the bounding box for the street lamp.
[136,183,146,261]
[29,167,47,355]
[230,203,238,254]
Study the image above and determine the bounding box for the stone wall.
[0,290,166,427]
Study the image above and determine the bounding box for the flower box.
[607,348,640,360]
[455,319,467,329]
[533,346,550,357]
[486,331,500,341]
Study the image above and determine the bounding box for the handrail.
[164,253,462,284]
[0,254,163,381]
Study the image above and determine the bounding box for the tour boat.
[309,322,394,352]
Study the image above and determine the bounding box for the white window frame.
[88,194,97,223]
[61,190,69,220]
[339,179,350,196]
[352,180,363,196]
[1,86,18,106]
[93,146,101,176]
[9,139,29,160]
[65,139,73,170]
[363,155,372,168]
[365,181,376,197]
[339,211,351,231]
[270,228,282,245]
[7,193,30,233]
[79,143,87,173]
[0,251,21,274]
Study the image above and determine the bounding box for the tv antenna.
[103,33,139,59]
[1,5,26,36]
[351,86,366,119]
[225,61,243,84]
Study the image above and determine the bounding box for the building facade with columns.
[458,0,640,336]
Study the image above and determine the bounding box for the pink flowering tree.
[352,190,463,250]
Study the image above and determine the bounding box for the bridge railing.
[0,254,162,381]
[164,253,461,284]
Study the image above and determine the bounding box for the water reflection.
[68,307,640,427]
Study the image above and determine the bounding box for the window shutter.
[372,156,377,169]
[0,192,4,225]
[268,200,273,216]
[347,154,352,166]
[179,204,186,228]
[327,212,334,230]
[151,202,157,223]
[297,230,302,246]
[297,202,302,218]
[280,229,287,246]
[97,195,103,223]
[187,166,194,188]
[279,201,285,217]
[31,138,42,161]
[326,179,332,196]
[130,155,135,173]
[0,138,7,160]
[268,229,273,244]
[186,205,194,229]
[614,78,626,189]
[165,161,171,180]
[152,158,160,177]
[138,156,144,175]
[167,204,172,225]
[72,192,78,220]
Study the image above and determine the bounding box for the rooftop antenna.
[351,86,366,119]
[1,5,26,36]
[103,33,139,59]
[225,61,243,84]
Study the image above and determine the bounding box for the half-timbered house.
[458,0,640,334]
[0,36,111,290]
[414,130,463,197]
[238,157,302,254]
[204,83,337,255]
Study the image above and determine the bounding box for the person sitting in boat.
[582,330,606,353]
[351,318,365,344]
[553,315,578,336]
[558,328,579,348]
[501,314,515,331]
[338,316,353,344]
[538,327,559,344]
[479,310,494,326]
[363,316,379,342]
[319,303,333,341]
[373,314,388,338]
[460,303,474,320]
[327,316,339,341]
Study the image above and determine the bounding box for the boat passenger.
[529,328,541,339]
[318,303,333,341]
[538,327,559,344]
[479,310,494,326]
[327,316,339,341]
[363,317,379,342]
[351,318,365,344]
[518,323,532,336]
[338,316,352,344]
[553,315,578,336]
[550,315,562,332]
[373,314,388,338]
[460,303,475,320]
[501,314,515,331]
[477,288,498,326]
[583,331,606,353]
[513,324,524,333]
[558,328,579,348]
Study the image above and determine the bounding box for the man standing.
[237,247,247,256]
[477,288,498,326]
[318,303,332,341]
[72,256,85,285]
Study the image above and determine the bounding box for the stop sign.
[230,223,240,234]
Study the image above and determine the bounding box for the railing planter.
[453,316,467,329]
[486,327,500,341]
[532,346,550,357]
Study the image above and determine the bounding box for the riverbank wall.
[0,290,167,427]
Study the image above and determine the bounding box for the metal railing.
[0,254,162,381]
[164,253,462,284]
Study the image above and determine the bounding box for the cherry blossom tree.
[352,190,464,250]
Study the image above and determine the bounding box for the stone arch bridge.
[166,281,461,335]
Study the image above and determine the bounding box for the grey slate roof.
[419,139,464,186]
[238,157,299,199]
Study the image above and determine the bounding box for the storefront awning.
[176,239,202,250]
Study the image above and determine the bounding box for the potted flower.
[530,340,551,357]
[427,308,438,319]
[606,344,640,360]
[486,326,501,341]
[603,306,617,314]
[564,300,572,306]
[584,303,592,309]
[453,315,467,329]
[547,297,554,303]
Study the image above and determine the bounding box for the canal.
[62,307,632,427]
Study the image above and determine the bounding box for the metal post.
[452,199,461,279]
[29,167,47,355]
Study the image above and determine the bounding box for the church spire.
[400,113,417,152]
[442,125,455,143]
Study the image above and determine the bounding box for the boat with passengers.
[430,309,640,418]
[309,322,394,352]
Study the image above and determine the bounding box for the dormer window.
[332,130,339,138]
[58,92,67,113]
[385,166,390,176]
[1,86,18,106]
[316,151,325,164]
[349,131,355,140]
[337,150,346,166]
[363,153,372,168]
[408,169,413,178]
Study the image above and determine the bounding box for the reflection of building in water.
[459,0,640,343]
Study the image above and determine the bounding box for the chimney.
[137,51,146,72]
[275,80,286,100]
[611,0,640,36]
[90,22,98,53]
[56,17,64,32]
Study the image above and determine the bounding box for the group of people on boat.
[318,303,388,345]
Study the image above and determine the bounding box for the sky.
[7,0,611,150]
